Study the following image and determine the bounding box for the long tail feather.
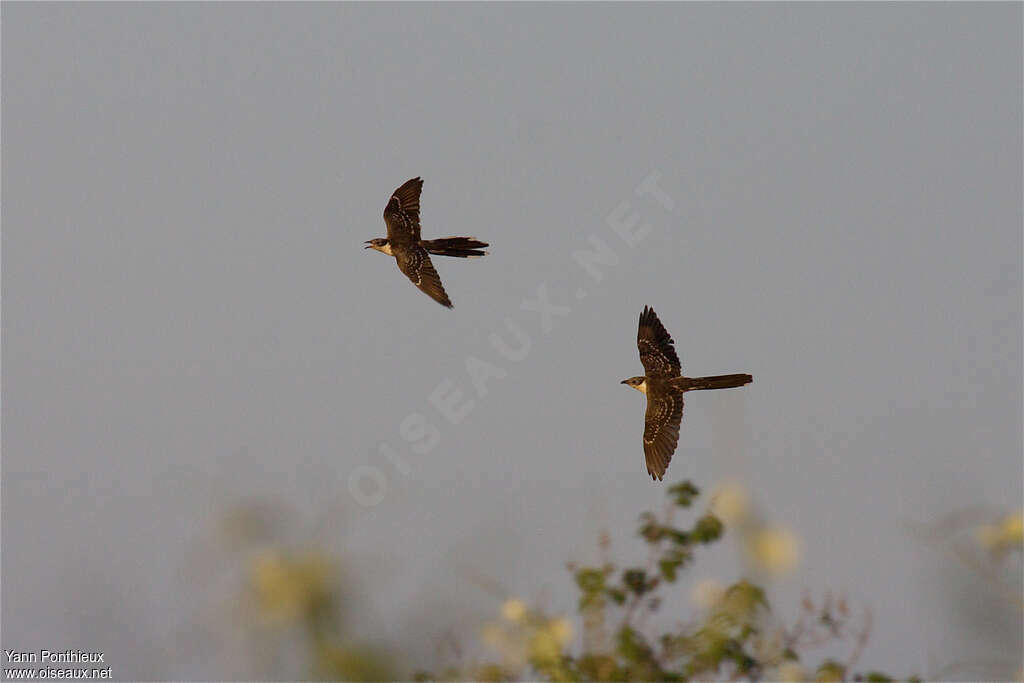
[422,237,489,258]
[675,374,752,391]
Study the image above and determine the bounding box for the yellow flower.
[253,552,300,618]
[691,578,726,609]
[529,630,562,664]
[751,527,800,574]
[778,662,807,682]
[250,550,332,623]
[976,512,1023,556]
[501,598,527,622]
[549,617,573,646]
[710,481,750,525]
[1001,511,1023,547]
[816,666,843,683]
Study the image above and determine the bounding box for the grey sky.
[3,3,1021,680]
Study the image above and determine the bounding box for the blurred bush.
[202,499,396,681]
[412,481,914,682]
[213,485,1021,681]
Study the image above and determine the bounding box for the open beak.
[364,241,372,249]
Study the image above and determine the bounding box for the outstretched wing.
[643,387,684,481]
[383,177,423,245]
[637,306,681,378]
[396,245,452,308]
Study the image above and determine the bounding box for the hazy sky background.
[4,3,1022,680]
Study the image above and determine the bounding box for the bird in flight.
[365,177,489,308]
[621,306,752,481]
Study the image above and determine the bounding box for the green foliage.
[575,565,613,610]
[314,641,394,681]
[606,587,627,605]
[658,546,691,582]
[678,580,766,679]
[858,673,893,683]
[668,481,700,508]
[691,514,724,544]
[816,659,846,682]
[615,626,670,681]
[242,480,919,682]
[427,480,915,682]
[622,568,654,595]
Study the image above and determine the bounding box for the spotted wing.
[643,387,684,481]
[383,177,424,246]
[637,306,681,378]
[396,245,452,308]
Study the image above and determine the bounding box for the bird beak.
[364,241,372,249]
[620,379,629,385]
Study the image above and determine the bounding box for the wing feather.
[637,306,681,378]
[643,387,684,481]
[396,245,453,308]
[383,177,423,245]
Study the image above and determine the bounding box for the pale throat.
[635,380,648,394]
[375,243,394,256]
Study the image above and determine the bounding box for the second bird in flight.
[365,177,489,308]
[622,306,752,481]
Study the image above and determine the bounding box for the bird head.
[364,238,392,255]
[621,376,647,394]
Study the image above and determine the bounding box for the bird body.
[622,306,752,481]
[365,177,489,308]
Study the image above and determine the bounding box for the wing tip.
[391,176,424,202]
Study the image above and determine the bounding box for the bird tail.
[422,237,489,258]
[675,374,752,391]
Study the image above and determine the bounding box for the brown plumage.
[365,177,489,309]
[622,306,752,481]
